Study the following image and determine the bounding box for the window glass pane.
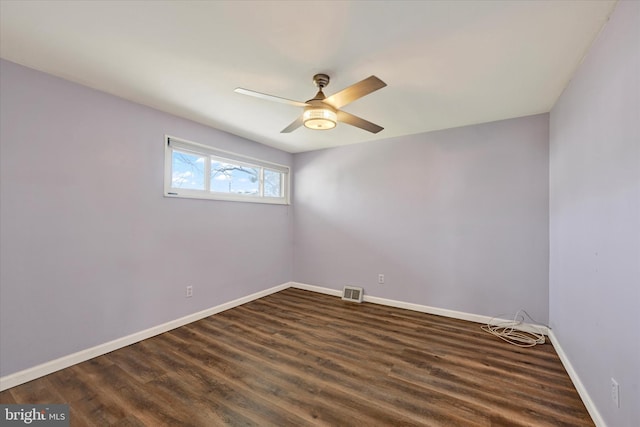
[166,136,289,204]
[210,160,259,195]
[264,169,282,198]
[172,150,205,190]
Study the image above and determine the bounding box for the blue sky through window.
[210,161,259,195]
[168,141,288,203]
[171,151,205,190]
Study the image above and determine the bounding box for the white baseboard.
[0,282,291,391]
[290,282,549,334]
[6,279,597,427]
[289,282,342,297]
[547,330,606,427]
[292,283,604,425]
[364,293,498,325]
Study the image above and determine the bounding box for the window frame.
[164,135,290,205]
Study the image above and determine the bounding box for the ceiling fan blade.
[281,115,304,133]
[234,88,308,108]
[337,110,384,134]
[324,76,387,109]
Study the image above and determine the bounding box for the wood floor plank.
[0,390,18,404]
[1,288,593,426]
[3,376,66,404]
[139,332,306,426]
[177,325,427,426]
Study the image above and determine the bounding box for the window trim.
[164,135,290,205]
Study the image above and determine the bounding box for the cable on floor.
[481,309,548,347]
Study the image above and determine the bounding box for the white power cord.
[481,310,547,348]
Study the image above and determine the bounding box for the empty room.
[0,1,638,426]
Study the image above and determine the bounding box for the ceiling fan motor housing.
[235,73,385,133]
[302,74,336,129]
[313,73,330,89]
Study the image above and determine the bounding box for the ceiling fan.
[234,74,386,134]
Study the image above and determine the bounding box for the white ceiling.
[0,0,617,153]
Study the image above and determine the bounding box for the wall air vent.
[342,286,364,303]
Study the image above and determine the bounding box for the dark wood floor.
[1,288,593,426]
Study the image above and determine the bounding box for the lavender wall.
[293,114,549,322]
[0,59,293,377]
[549,1,640,426]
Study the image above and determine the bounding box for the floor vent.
[342,286,364,303]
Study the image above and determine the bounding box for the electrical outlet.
[611,378,620,408]
[186,285,193,298]
[378,274,385,284]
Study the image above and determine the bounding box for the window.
[165,136,290,204]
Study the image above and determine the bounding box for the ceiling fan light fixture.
[303,107,337,130]
[236,74,386,134]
